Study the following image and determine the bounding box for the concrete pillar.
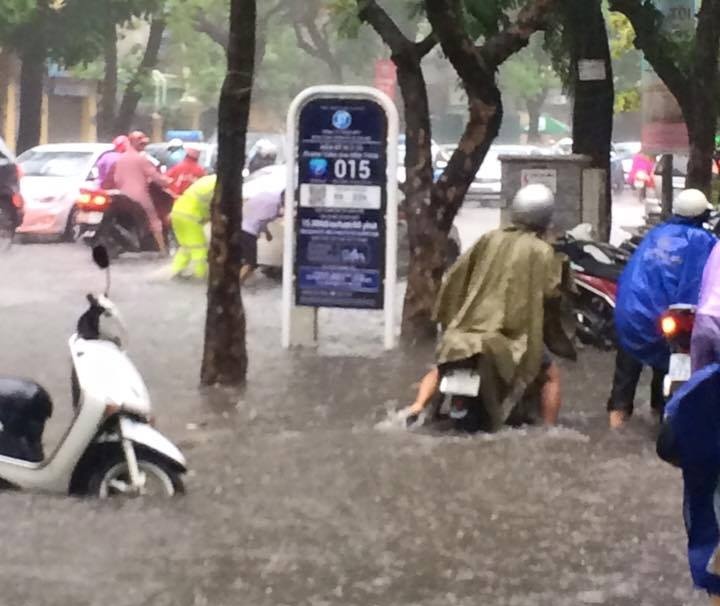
[581,168,606,232]
[0,52,19,153]
[2,81,17,153]
[40,93,49,144]
[151,112,163,143]
[80,93,97,142]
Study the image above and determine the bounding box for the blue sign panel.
[295,98,388,309]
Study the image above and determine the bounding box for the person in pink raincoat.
[627,150,656,191]
[692,238,720,372]
[113,130,171,253]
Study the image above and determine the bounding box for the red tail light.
[660,308,695,352]
[76,189,110,211]
[661,315,679,337]
[11,192,23,210]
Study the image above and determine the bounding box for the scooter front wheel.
[89,449,185,498]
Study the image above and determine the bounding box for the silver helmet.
[511,184,555,231]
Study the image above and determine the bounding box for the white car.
[16,143,112,240]
[245,165,286,271]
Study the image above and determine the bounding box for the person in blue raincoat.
[658,364,720,604]
[608,189,717,428]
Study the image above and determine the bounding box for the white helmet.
[168,138,184,150]
[511,184,555,231]
[673,188,712,218]
[253,138,278,157]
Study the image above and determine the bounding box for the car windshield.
[18,150,95,177]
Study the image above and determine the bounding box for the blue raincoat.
[615,217,716,369]
[662,364,720,595]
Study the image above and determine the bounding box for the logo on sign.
[309,157,329,178]
[332,110,352,130]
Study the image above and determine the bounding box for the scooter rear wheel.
[89,448,185,498]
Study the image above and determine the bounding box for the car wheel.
[0,198,17,251]
[64,207,81,242]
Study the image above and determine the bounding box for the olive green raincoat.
[433,226,575,429]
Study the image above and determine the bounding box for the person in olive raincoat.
[405,184,576,431]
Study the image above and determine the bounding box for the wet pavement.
[0,239,706,605]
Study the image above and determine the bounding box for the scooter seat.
[0,378,52,462]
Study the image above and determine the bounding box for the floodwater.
[0,241,706,605]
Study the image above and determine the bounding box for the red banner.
[374,59,397,101]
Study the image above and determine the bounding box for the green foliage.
[462,0,523,38]
[498,33,560,104]
[607,11,641,113]
[0,0,160,66]
[0,0,35,37]
[615,88,640,112]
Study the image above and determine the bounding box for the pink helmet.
[112,135,129,152]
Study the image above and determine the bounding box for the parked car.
[15,143,112,240]
[0,136,23,246]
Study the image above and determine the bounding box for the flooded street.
[0,238,705,605]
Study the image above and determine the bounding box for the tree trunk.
[16,40,46,154]
[200,0,255,386]
[565,0,614,241]
[396,47,444,341]
[114,17,166,135]
[426,0,505,227]
[356,0,441,340]
[98,24,118,141]
[684,0,720,194]
[526,94,544,144]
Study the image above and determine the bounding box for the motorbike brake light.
[661,315,678,337]
[77,191,110,211]
[660,310,695,351]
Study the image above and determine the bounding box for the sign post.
[282,86,399,350]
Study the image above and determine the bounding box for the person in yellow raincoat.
[170,174,216,278]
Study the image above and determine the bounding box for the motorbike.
[0,245,186,497]
[660,304,696,398]
[75,183,177,259]
[407,357,540,433]
[554,225,628,350]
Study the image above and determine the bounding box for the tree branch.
[114,16,166,134]
[195,15,229,49]
[356,0,411,53]
[194,1,283,52]
[293,18,343,80]
[608,0,691,112]
[425,0,490,85]
[415,32,437,58]
[480,0,559,69]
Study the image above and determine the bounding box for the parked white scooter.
[0,246,186,497]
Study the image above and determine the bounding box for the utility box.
[499,154,607,237]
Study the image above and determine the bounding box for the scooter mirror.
[92,246,110,269]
